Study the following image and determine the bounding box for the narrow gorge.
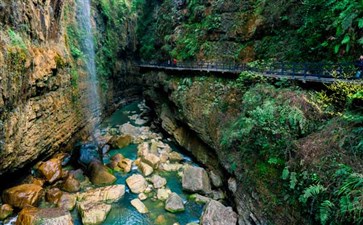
[0,0,362,225]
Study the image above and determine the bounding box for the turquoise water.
[73,101,204,225]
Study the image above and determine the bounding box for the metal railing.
[139,61,361,82]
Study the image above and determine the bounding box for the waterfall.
[76,0,101,126]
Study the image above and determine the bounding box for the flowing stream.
[73,101,204,225]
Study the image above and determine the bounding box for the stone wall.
[0,0,141,176]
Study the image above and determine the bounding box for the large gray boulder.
[200,200,238,225]
[182,166,211,194]
[165,193,185,213]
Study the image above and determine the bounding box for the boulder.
[69,169,86,182]
[77,202,111,225]
[165,193,185,213]
[120,123,142,137]
[182,166,211,194]
[155,215,167,225]
[168,152,184,162]
[111,153,124,162]
[138,193,148,201]
[160,163,183,172]
[109,135,132,149]
[130,199,149,214]
[78,144,101,167]
[88,160,116,186]
[61,174,81,193]
[138,161,154,176]
[150,140,159,154]
[157,188,171,201]
[77,185,125,204]
[137,142,149,158]
[211,190,225,201]
[190,194,211,204]
[142,154,160,169]
[46,188,63,204]
[228,178,237,194]
[209,171,223,188]
[118,158,133,173]
[101,145,111,154]
[149,175,167,189]
[0,204,13,220]
[37,158,62,183]
[200,200,238,225]
[159,153,169,163]
[26,176,45,187]
[126,174,148,194]
[2,184,43,208]
[57,193,76,211]
[16,207,73,225]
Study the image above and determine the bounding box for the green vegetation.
[219,72,363,224]
[95,0,130,90]
[136,0,363,62]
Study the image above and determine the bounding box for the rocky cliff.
[0,0,140,176]
[143,71,332,224]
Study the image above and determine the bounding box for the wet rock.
[182,166,211,195]
[61,174,81,193]
[69,169,86,182]
[57,193,76,211]
[150,140,159,154]
[37,158,62,183]
[101,145,111,154]
[0,204,13,220]
[109,135,132,149]
[126,174,148,194]
[54,153,71,167]
[159,152,169,163]
[88,160,116,186]
[46,188,63,204]
[77,201,111,225]
[2,184,43,209]
[16,207,73,225]
[186,223,199,225]
[168,152,183,162]
[142,153,160,169]
[77,185,125,204]
[137,142,149,158]
[120,123,142,137]
[78,144,101,167]
[138,161,154,176]
[135,118,147,125]
[157,188,171,201]
[165,193,185,213]
[160,163,183,172]
[209,171,223,188]
[190,194,211,204]
[118,158,133,173]
[228,177,237,194]
[138,193,148,201]
[26,176,45,187]
[149,175,167,189]
[155,215,167,225]
[111,153,124,162]
[200,200,238,225]
[211,190,225,201]
[130,199,149,214]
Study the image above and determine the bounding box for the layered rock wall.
[0,0,140,175]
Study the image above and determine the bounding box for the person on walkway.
[173,58,177,67]
[355,55,363,79]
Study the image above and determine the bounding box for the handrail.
[139,61,362,82]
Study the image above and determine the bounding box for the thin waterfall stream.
[76,0,101,125]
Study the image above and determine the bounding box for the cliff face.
[0,0,140,175]
[143,72,327,224]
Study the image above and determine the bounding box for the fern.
[299,184,327,204]
[319,200,335,225]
